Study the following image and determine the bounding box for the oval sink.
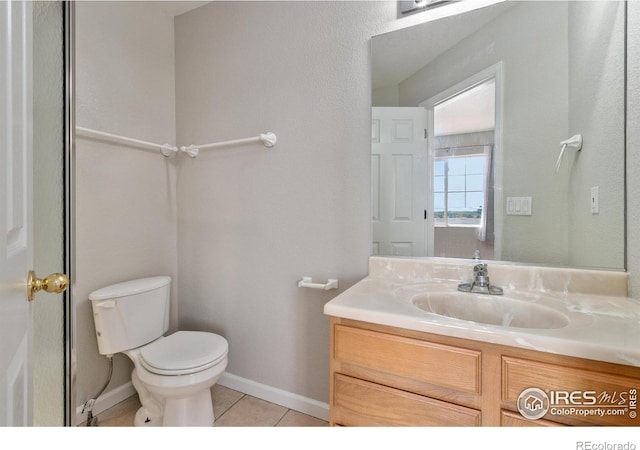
[411,292,569,329]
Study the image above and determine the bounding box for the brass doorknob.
[27,270,69,302]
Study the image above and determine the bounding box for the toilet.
[89,276,228,426]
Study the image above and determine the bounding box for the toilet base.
[134,406,163,427]
[132,369,215,427]
[162,391,215,426]
[133,392,215,427]
[129,355,226,427]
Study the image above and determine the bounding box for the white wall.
[174,1,392,405]
[373,84,400,107]
[75,1,178,413]
[627,1,640,297]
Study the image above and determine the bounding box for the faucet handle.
[473,264,488,276]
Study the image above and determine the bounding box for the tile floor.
[85,384,328,427]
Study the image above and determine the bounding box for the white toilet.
[89,276,228,426]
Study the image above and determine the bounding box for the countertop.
[324,256,640,367]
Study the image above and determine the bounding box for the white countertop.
[324,257,640,367]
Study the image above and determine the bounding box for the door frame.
[63,1,76,427]
[419,62,504,260]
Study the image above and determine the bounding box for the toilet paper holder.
[298,276,338,290]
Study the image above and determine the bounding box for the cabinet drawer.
[333,374,481,426]
[334,325,481,394]
[500,410,564,427]
[502,357,639,426]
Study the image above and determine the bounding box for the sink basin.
[411,292,569,329]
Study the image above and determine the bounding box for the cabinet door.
[502,357,639,426]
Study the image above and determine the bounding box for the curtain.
[477,144,494,242]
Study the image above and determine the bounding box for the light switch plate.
[591,186,599,214]
[506,196,532,216]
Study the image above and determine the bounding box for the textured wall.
[567,1,625,269]
[74,1,178,416]
[627,2,640,297]
[174,1,391,404]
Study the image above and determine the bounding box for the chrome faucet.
[458,263,503,295]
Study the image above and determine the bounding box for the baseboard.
[74,381,136,426]
[74,372,330,424]
[218,372,329,421]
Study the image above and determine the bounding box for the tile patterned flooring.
[88,384,328,427]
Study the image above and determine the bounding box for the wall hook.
[554,134,583,173]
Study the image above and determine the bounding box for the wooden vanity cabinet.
[331,323,482,426]
[329,317,640,427]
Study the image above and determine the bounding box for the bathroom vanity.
[346,0,632,428]
[324,257,640,427]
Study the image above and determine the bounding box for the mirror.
[371,0,626,270]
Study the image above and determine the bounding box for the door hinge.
[424,129,428,139]
[424,209,427,220]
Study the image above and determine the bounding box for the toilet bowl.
[89,276,229,426]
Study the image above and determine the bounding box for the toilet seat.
[139,331,228,376]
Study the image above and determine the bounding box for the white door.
[371,107,430,256]
[0,0,33,426]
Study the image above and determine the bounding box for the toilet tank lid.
[89,276,171,301]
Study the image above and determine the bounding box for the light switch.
[506,196,532,216]
[591,186,599,214]
[522,197,532,215]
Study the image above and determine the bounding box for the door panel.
[371,107,429,256]
[0,0,33,426]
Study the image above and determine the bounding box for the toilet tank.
[89,276,171,356]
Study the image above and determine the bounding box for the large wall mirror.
[371,0,626,270]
